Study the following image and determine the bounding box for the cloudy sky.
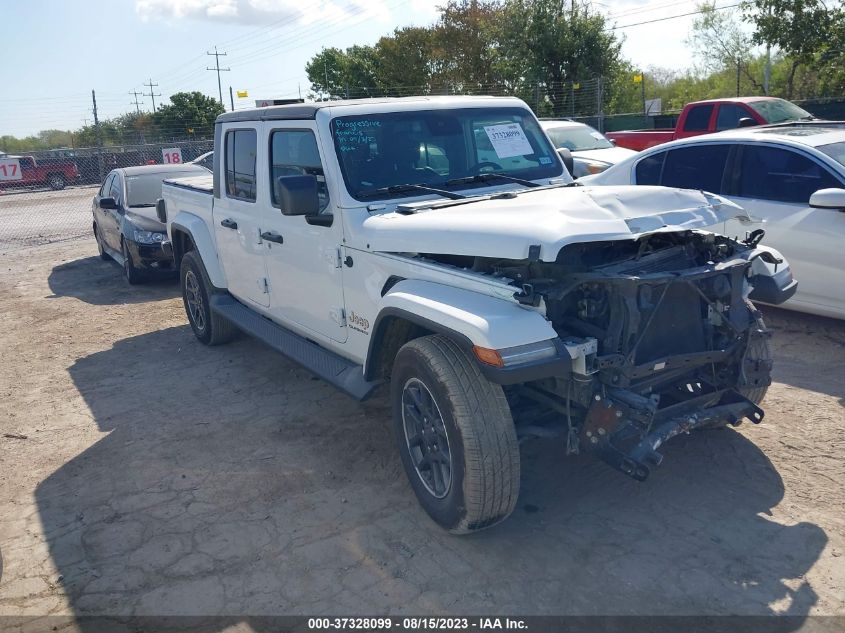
[1,0,720,137]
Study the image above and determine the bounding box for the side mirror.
[556,147,574,177]
[155,198,167,223]
[738,117,758,128]
[809,188,845,210]
[99,196,117,210]
[609,138,617,146]
[276,175,319,216]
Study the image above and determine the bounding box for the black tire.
[122,240,144,285]
[47,174,65,190]
[180,250,235,346]
[94,225,110,261]
[391,335,520,534]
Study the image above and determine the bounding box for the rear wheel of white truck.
[180,250,235,346]
[391,335,520,534]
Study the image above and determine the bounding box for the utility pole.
[764,45,771,95]
[596,76,604,133]
[92,89,104,180]
[641,72,646,115]
[207,46,230,108]
[143,78,161,112]
[129,89,143,114]
[229,86,235,111]
[736,59,741,97]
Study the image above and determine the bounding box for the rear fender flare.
[170,212,227,289]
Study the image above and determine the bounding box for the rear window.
[225,129,257,201]
[125,171,201,207]
[661,145,730,193]
[683,105,714,132]
[635,152,666,185]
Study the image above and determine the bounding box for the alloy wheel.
[401,377,452,499]
[184,270,206,332]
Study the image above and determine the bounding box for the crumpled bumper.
[583,388,765,481]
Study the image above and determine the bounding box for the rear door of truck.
[674,103,716,140]
[214,125,270,307]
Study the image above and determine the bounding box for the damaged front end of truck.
[448,229,793,481]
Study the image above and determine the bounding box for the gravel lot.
[0,222,843,628]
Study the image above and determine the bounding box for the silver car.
[540,119,637,178]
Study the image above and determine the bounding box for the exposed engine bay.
[411,230,784,481]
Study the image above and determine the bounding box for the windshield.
[817,142,845,169]
[125,171,201,207]
[749,99,813,124]
[331,107,564,200]
[544,124,613,151]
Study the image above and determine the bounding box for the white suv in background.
[540,119,637,178]
[583,123,845,319]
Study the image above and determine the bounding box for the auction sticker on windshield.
[484,123,533,158]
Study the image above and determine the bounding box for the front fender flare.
[169,212,227,289]
[365,279,559,380]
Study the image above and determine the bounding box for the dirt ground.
[0,237,843,628]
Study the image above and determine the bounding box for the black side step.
[210,295,379,401]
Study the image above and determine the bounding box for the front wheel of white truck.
[391,335,520,534]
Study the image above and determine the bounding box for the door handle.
[260,231,284,244]
[220,218,238,230]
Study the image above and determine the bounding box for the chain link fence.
[0,139,212,253]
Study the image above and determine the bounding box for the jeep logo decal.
[349,311,370,333]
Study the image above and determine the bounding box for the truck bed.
[605,129,675,152]
[165,173,213,194]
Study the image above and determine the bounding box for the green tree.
[742,0,844,98]
[152,92,224,140]
[374,27,436,94]
[431,0,503,92]
[498,0,625,116]
[305,46,380,99]
[688,2,763,93]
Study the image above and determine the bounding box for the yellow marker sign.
[236,90,249,98]
[573,82,580,90]
[633,74,643,83]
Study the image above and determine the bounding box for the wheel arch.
[364,279,559,381]
[365,308,473,381]
[169,213,227,289]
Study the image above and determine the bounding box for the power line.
[206,47,231,108]
[612,2,742,29]
[143,79,161,112]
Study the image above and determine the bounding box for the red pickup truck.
[0,155,80,191]
[605,96,816,151]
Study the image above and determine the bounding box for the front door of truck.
[214,127,270,307]
[261,126,347,343]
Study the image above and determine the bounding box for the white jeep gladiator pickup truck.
[160,96,797,534]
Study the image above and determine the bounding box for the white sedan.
[540,119,637,178]
[582,123,845,319]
